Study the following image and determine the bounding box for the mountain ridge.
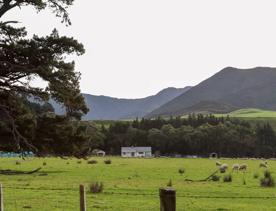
[146,67,276,118]
[51,86,191,120]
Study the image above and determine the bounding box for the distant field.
[217,108,276,118]
[2,157,276,210]
[215,108,276,129]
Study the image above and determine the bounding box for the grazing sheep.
[239,163,248,171]
[221,163,228,169]
[216,161,222,166]
[232,163,239,171]
[260,162,267,168]
[219,163,228,173]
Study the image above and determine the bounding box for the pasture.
[220,108,276,118]
[217,108,276,129]
[1,157,276,210]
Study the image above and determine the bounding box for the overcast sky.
[3,0,276,98]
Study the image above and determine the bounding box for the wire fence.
[1,184,276,210]
[4,185,276,199]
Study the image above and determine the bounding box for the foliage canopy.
[0,0,90,155]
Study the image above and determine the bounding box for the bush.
[167,179,173,187]
[178,168,185,175]
[260,170,275,187]
[104,160,112,164]
[15,161,21,165]
[87,160,97,164]
[223,174,232,182]
[43,162,47,166]
[210,175,220,182]
[89,182,104,193]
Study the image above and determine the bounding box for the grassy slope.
[218,108,276,118]
[2,157,276,210]
[215,108,276,130]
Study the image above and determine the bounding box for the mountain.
[146,67,276,118]
[51,87,191,120]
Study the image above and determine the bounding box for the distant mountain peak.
[146,67,276,118]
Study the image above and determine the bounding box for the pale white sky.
[3,0,276,98]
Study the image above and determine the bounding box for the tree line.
[97,114,276,158]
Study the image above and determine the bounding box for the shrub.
[167,179,173,187]
[260,170,275,187]
[43,162,47,166]
[210,175,220,182]
[89,182,104,193]
[223,174,232,182]
[87,160,97,164]
[178,168,185,175]
[15,161,21,165]
[104,160,112,164]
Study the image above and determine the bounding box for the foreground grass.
[1,157,276,210]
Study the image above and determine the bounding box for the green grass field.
[1,157,276,210]
[216,108,276,130]
[218,108,276,118]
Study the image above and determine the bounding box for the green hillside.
[219,108,276,118]
[216,108,276,130]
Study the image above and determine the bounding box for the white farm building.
[121,147,152,158]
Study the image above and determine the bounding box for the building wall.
[121,151,152,157]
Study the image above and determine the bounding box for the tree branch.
[0,103,38,153]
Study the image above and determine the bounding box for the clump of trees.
[99,114,276,158]
[0,0,94,157]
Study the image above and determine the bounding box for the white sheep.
[232,163,239,171]
[259,162,267,168]
[239,163,247,171]
[219,163,228,173]
[216,161,222,166]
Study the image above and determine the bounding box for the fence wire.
[2,185,276,211]
[4,185,276,198]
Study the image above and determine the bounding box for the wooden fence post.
[79,184,86,211]
[159,187,176,211]
[0,184,3,211]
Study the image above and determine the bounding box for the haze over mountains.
[147,67,276,118]
[51,87,191,120]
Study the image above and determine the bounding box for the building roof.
[121,147,151,152]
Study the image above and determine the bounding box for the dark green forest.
[98,114,276,158]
